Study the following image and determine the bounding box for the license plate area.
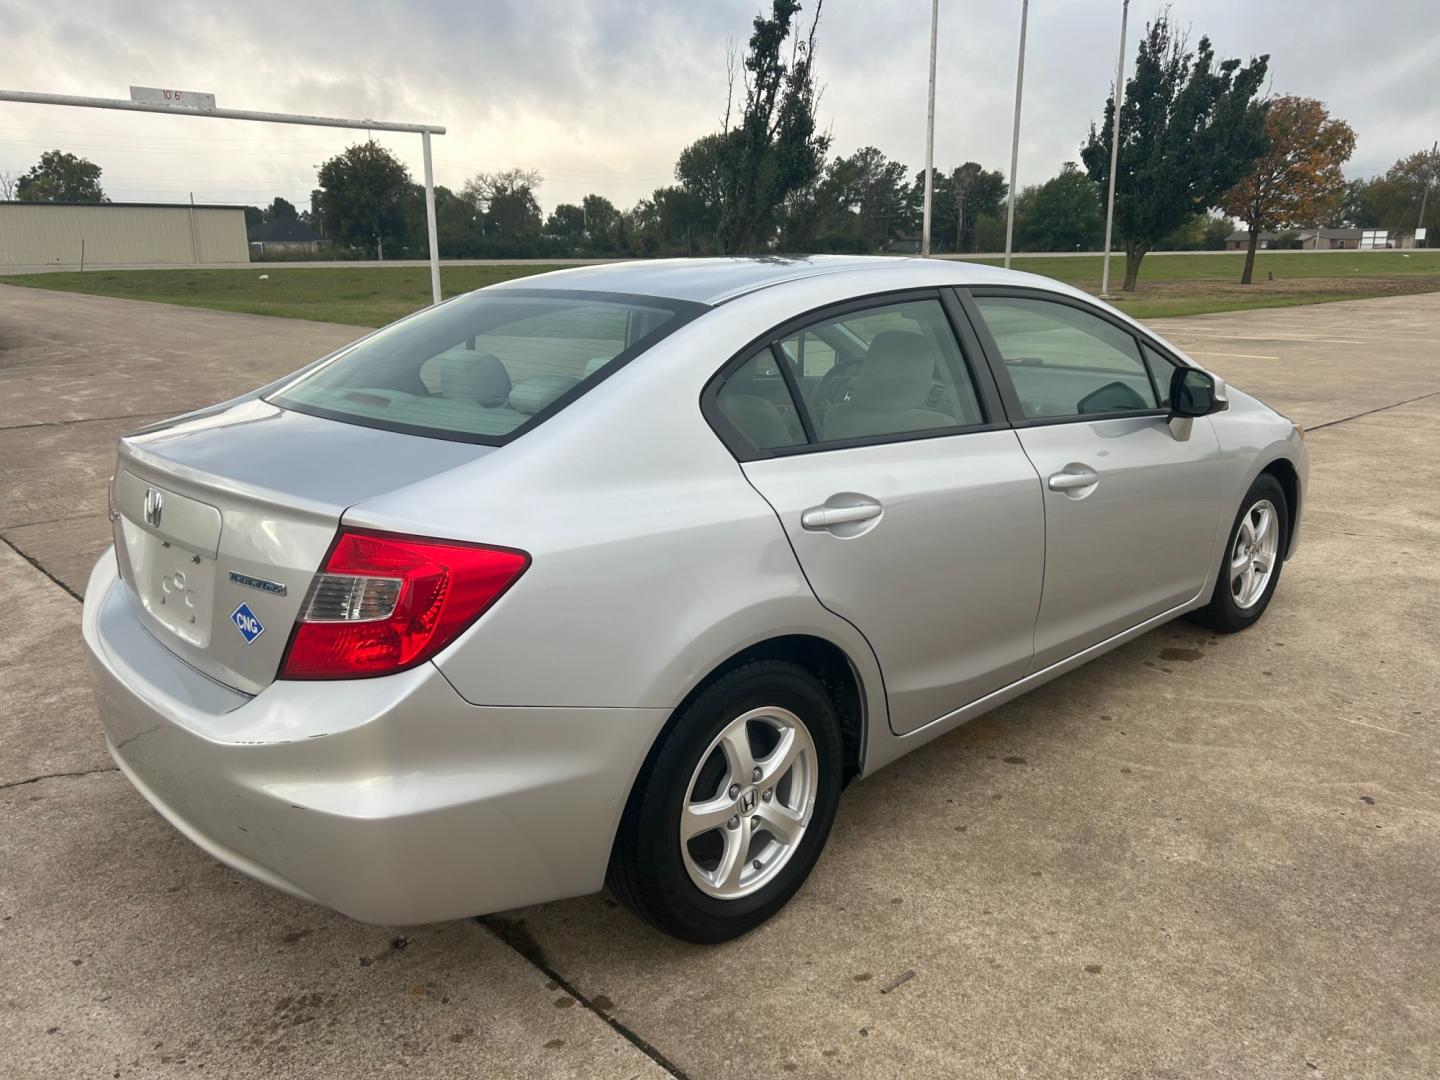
[121,517,217,647]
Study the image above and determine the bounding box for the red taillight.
[279,529,529,679]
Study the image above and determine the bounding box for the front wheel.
[1189,473,1289,633]
[607,660,843,943]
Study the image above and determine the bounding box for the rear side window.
[269,290,699,443]
[716,352,807,451]
[973,295,1159,420]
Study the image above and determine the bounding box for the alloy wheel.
[680,706,818,900]
[1230,497,1280,610]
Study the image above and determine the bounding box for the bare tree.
[0,171,15,200]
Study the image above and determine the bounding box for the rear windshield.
[268,289,701,444]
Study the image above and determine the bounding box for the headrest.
[509,375,581,415]
[434,351,511,406]
[720,393,794,450]
[851,332,934,409]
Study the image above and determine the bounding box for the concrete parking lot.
[2,283,1437,1079]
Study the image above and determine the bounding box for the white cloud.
[1,0,1435,212]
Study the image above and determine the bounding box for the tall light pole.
[1003,0,1029,269]
[921,0,940,257]
[1418,139,1438,249]
[1100,0,1130,297]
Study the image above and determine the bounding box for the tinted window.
[269,291,694,443]
[791,299,984,442]
[716,351,806,451]
[974,296,1159,420]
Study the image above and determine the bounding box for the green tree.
[809,147,913,251]
[15,150,106,203]
[316,142,413,258]
[1081,18,1269,289]
[1014,163,1102,251]
[921,162,1006,252]
[464,169,543,241]
[1341,148,1440,240]
[545,203,587,247]
[581,193,622,250]
[265,196,299,222]
[1218,96,1356,282]
[676,0,829,252]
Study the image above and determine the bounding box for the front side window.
[974,295,1159,420]
[269,290,697,443]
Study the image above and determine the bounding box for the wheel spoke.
[683,796,736,840]
[1253,507,1273,547]
[713,818,751,891]
[756,726,800,785]
[1230,545,1250,573]
[1253,550,1274,574]
[1236,565,1254,603]
[718,724,756,787]
[1239,516,1256,548]
[757,801,803,845]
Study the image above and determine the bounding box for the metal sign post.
[0,88,447,304]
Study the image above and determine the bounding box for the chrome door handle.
[1047,467,1099,492]
[801,503,883,530]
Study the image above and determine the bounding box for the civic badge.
[143,486,164,528]
[229,571,287,596]
[230,602,265,644]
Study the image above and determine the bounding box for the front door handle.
[1047,466,1100,493]
[801,502,883,530]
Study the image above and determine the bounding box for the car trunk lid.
[111,398,491,694]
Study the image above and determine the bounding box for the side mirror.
[1170,367,1225,418]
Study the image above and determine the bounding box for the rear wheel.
[607,660,843,943]
[1189,473,1289,633]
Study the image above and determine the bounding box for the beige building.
[0,201,249,268]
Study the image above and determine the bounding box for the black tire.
[607,659,843,944]
[1188,472,1289,634]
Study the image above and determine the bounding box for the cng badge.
[231,602,265,644]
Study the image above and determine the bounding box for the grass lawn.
[3,250,1438,326]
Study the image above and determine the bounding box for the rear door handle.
[801,502,883,530]
[1047,466,1100,492]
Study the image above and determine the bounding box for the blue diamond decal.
[230,602,265,644]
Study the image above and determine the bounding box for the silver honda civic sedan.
[83,256,1306,942]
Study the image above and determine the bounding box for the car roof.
[486,254,1067,306]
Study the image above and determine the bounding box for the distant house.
[247,217,324,257]
[1225,226,1407,251]
[1294,227,1363,250]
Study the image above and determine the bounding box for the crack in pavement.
[477,915,691,1080]
[1304,388,1440,433]
[1,765,118,790]
[0,411,166,433]
[0,532,82,602]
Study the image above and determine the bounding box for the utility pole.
[1100,0,1130,297]
[921,0,940,257]
[1418,139,1437,248]
[1003,0,1029,269]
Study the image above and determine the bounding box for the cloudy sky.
[2,0,1436,213]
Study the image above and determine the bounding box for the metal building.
[0,201,249,268]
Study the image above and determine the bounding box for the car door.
[705,292,1044,736]
[961,288,1222,670]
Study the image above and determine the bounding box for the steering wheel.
[810,358,864,427]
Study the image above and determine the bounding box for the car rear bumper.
[82,550,666,925]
